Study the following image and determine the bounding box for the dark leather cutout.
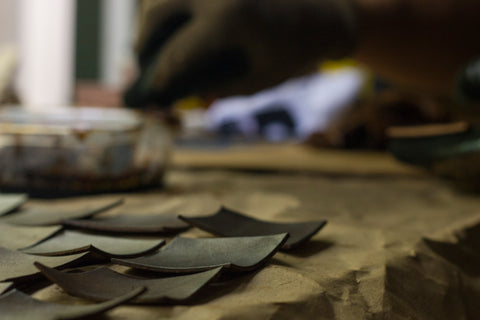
[0,288,144,320]
[0,247,90,282]
[112,233,288,273]
[0,194,27,216]
[22,231,165,258]
[0,224,61,250]
[180,207,327,249]
[63,213,189,235]
[36,263,222,305]
[0,199,123,226]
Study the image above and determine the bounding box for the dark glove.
[124,0,357,108]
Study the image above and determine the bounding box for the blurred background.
[0,0,467,196]
[0,0,136,108]
[0,0,453,148]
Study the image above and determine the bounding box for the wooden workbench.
[30,145,480,319]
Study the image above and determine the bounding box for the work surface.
[30,145,480,319]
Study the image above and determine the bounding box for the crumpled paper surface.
[32,168,480,319]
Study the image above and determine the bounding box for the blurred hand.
[306,91,450,150]
[124,0,357,108]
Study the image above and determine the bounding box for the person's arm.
[354,0,480,94]
[125,0,358,107]
[125,0,480,108]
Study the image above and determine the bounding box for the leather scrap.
[180,207,327,249]
[22,230,165,258]
[63,213,190,235]
[0,247,90,282]
[35,263,222,304]
[0,194,27,216]
[112,233,289,273]
[0,282,12,295]
[0,288,145,320]
[0,198,123,226]
[0,224,61,250]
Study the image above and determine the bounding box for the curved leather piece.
[22,231,165,258]
[0,282,12,295]
[0,224,61,250]
[112,233,288,273]
[0,288,144,320]
[0,194,27,216]
[0,199,123,226]
[63,213,189,235]
[36,263,222,304]
[0,247,90,282]
[180,207,327,249]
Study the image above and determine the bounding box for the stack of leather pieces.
[0,196,327,317]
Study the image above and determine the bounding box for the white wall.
[5,0,136,109]
[17,0,77,110]
[0,0,17,45]
[0,0,18,99]
[101,0,137,89]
